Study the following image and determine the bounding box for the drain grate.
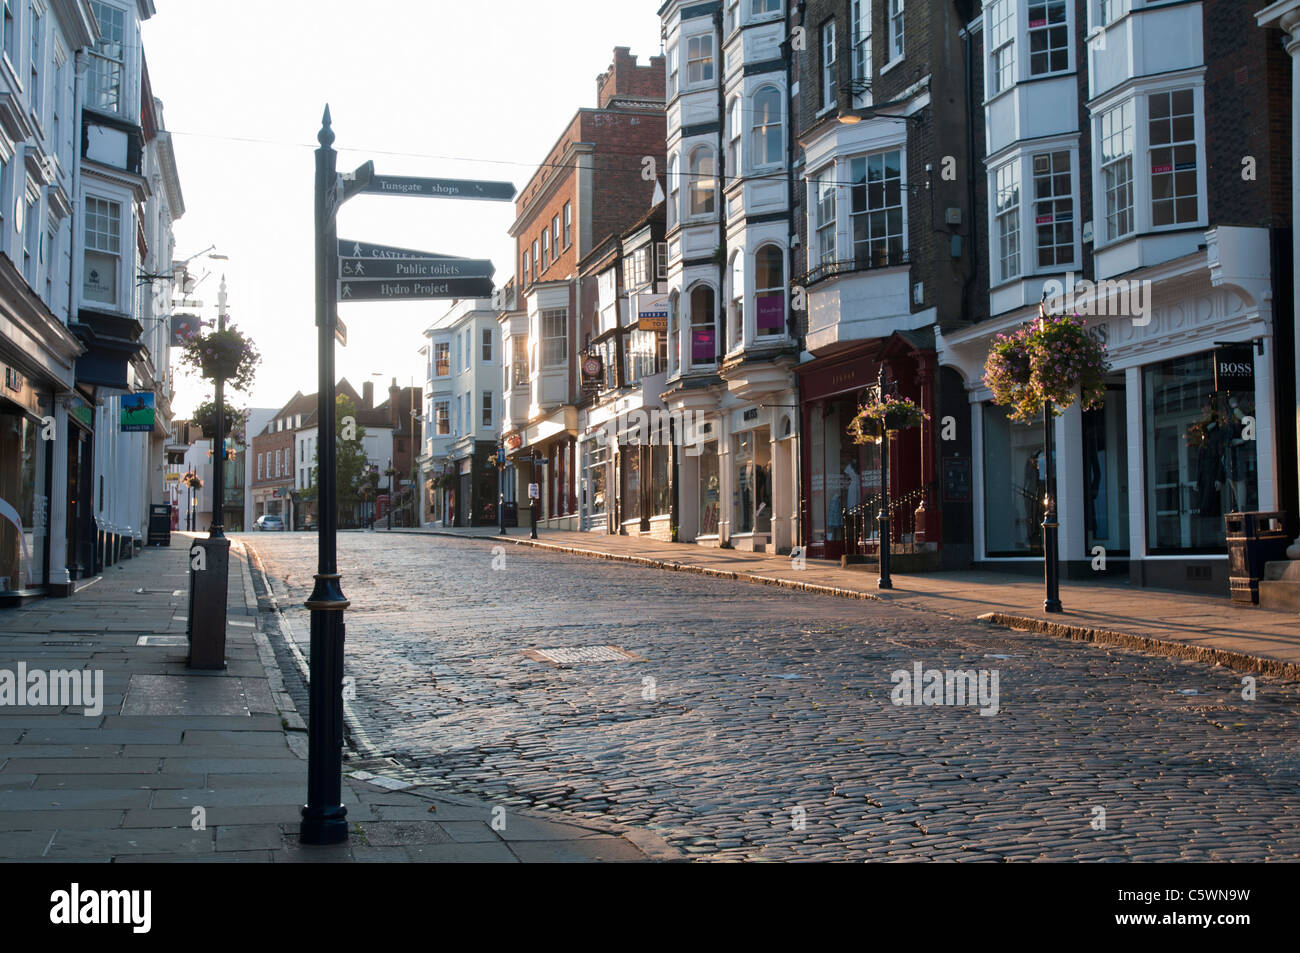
[524,645,641,666]
[136,635,189,647]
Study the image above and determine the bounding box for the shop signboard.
[120,392,156,432]
[1213,345,1255,393]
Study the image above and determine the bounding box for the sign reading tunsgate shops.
[362,175,517,202]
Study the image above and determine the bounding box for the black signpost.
[302,106,515,847]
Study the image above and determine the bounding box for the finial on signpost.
[319,105,335,148]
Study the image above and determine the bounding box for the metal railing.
[795,246,910,289]
[843,481,938,557]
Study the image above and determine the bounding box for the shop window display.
[983,403,1046,556]
[699,440,720,535]
[1144,352,1257,553]
[0,405,50,594]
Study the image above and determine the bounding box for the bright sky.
[142,0,663,417]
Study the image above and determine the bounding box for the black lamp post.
[529,453,542,540]
[1042,402,1062,613]
[498,445,507,535]
[876,363,893,590]
[208,280,230,540]
[385,457,394,531]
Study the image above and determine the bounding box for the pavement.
[0,532,679,862]
[379,524,1300,679]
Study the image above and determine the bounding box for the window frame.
[86,1,126,115]
[1027,0,1070,78]
[849,149,905,268]
[541,307,568,367]
[688,146,716,217]
[851,0,872,94]
[750,85,782,169]
[685,33,715,87]
[887,0,904,64]
[821,19,837,110]
[986,0,1016,97]
[993,159,1021,284]
[754,243,785,339]
[813,168,837,266]
[83,193,122,307]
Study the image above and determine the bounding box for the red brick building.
[502,47,666,530]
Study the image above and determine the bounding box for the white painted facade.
[660,0,800,552]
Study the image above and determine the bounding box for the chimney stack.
[362,381,374,408]
[390,378,400,430]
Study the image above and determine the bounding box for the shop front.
[0,363,54,604]
[940,232,1279,590]
[796,336,937,563]
[506,406,579,531]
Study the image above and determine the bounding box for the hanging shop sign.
[581,354,603,391]
[1213,345,1255,393]
[120,391,156,432]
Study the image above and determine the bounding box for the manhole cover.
[524,645,641,666]
[136,635,189,647]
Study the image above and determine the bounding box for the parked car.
[255,515,285,531]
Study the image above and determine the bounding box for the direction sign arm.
[341,160,376,203]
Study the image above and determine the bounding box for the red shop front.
[796,333,938,562]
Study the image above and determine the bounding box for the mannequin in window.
[1195,416,1225,519]
[1022,449,1045,551]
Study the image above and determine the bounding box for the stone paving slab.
[0,534,680,863]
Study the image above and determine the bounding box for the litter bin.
[1225,511,1290,604]
[147,503,172,547]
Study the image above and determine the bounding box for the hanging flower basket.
[848,395,929,445]
[191,398,245,438]
[180,326,261,392]
[984,312,1109,422]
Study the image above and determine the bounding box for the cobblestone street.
[249,531,1300,862]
